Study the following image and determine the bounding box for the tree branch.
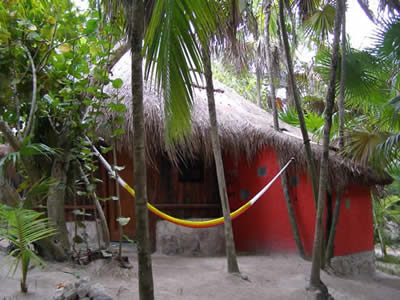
[22,45,38,140]
[0,118,22,151]
[107,42,130,73]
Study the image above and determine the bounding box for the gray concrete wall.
[156,220,225,256]
[66,221,105,250]
[331,250,376,277]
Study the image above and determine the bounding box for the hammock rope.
[91,142,294,228]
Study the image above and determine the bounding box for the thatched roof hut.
[101,52,391,187]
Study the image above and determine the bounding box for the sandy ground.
[1,246,400,300]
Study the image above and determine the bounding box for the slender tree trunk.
[278,155,306,259]
[264,0,279,130]
[325,185,343,265]
[47,157,71,253]
[372,199,387,257]
[112,138,123,257]
[286,79,296,108]
[130,0,155,298]
[93,197,110,248]
[338,4,346,148]
[78,164,111,249]
[256,62,262,108]
[278,0,318,206]
[202,43,240,274]
[309,0,344,294]
[325,193,333,248]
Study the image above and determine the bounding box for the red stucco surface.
[225,147,374,257]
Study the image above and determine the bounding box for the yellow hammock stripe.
[89,138,294,228]
[121,179,251,228]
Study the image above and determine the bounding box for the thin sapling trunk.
[202,43,240,274]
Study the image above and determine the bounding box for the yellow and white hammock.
[92,145,294,228]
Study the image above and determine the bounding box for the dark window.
[257,166,267,177]
[240,189,249,200]
[345,198,351,209]
[178,159,204,183]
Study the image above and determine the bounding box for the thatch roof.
[100,52,391,187]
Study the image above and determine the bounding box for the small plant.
[0,204,56,293]
[373,195,400,257]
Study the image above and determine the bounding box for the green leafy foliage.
[278,107,324,135]
[144,0,218,142]
[337,17,400,170]
[315,44,388,113]
[213,62,260,105]
[0,204,56,293]
[0,0,127,214]
[303,4,335,42]
[373,195,400,255]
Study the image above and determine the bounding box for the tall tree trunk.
[325,193,333,248]
[202,43,240,274]
[264,0,279,130]
[309,0,344,294]
[278,0,319,206]
[372,198,387,257]
[93,197,110,248]
[338,4,346,148]
[278,155,306,259]
[47,157,71,254]
[130,1,155,298]
[112,138,123,257]
[325,185,343,265]
[256,62,262,108]
[286,79,296,108]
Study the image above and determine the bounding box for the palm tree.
[338,1,347,148]
[0,204,57,293]
[329,17,400,169]
[264,0,279,130]
[279,0,319,207]
[309,0,344,296]
[144,0,241,274]
[202,43,240,273]
[127,1,155,299]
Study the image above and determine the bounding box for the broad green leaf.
[58,44,71,53]
[107,102,126,113]
[47,16,56,25]
[84,19,98,34]
[111,78,123,89]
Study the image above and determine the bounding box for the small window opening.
[258,166,267,177]
[345,198,351,209]
[240,189,249,200]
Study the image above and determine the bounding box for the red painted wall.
[333,185,374,256]
[226,148,297,253]
[225,147,374,257]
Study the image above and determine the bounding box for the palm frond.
[373,17,400,84]
[377,0,400,16]
[315,44,389,112]
[341,128,389,167]
[357,0,376,23]
[0,204,56,278]
[279,107,300,126]
[294,0,321,21]
[143,0,217,142]
[388,96,400,125]
[378,131,400,160]
[303,3,335,42]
